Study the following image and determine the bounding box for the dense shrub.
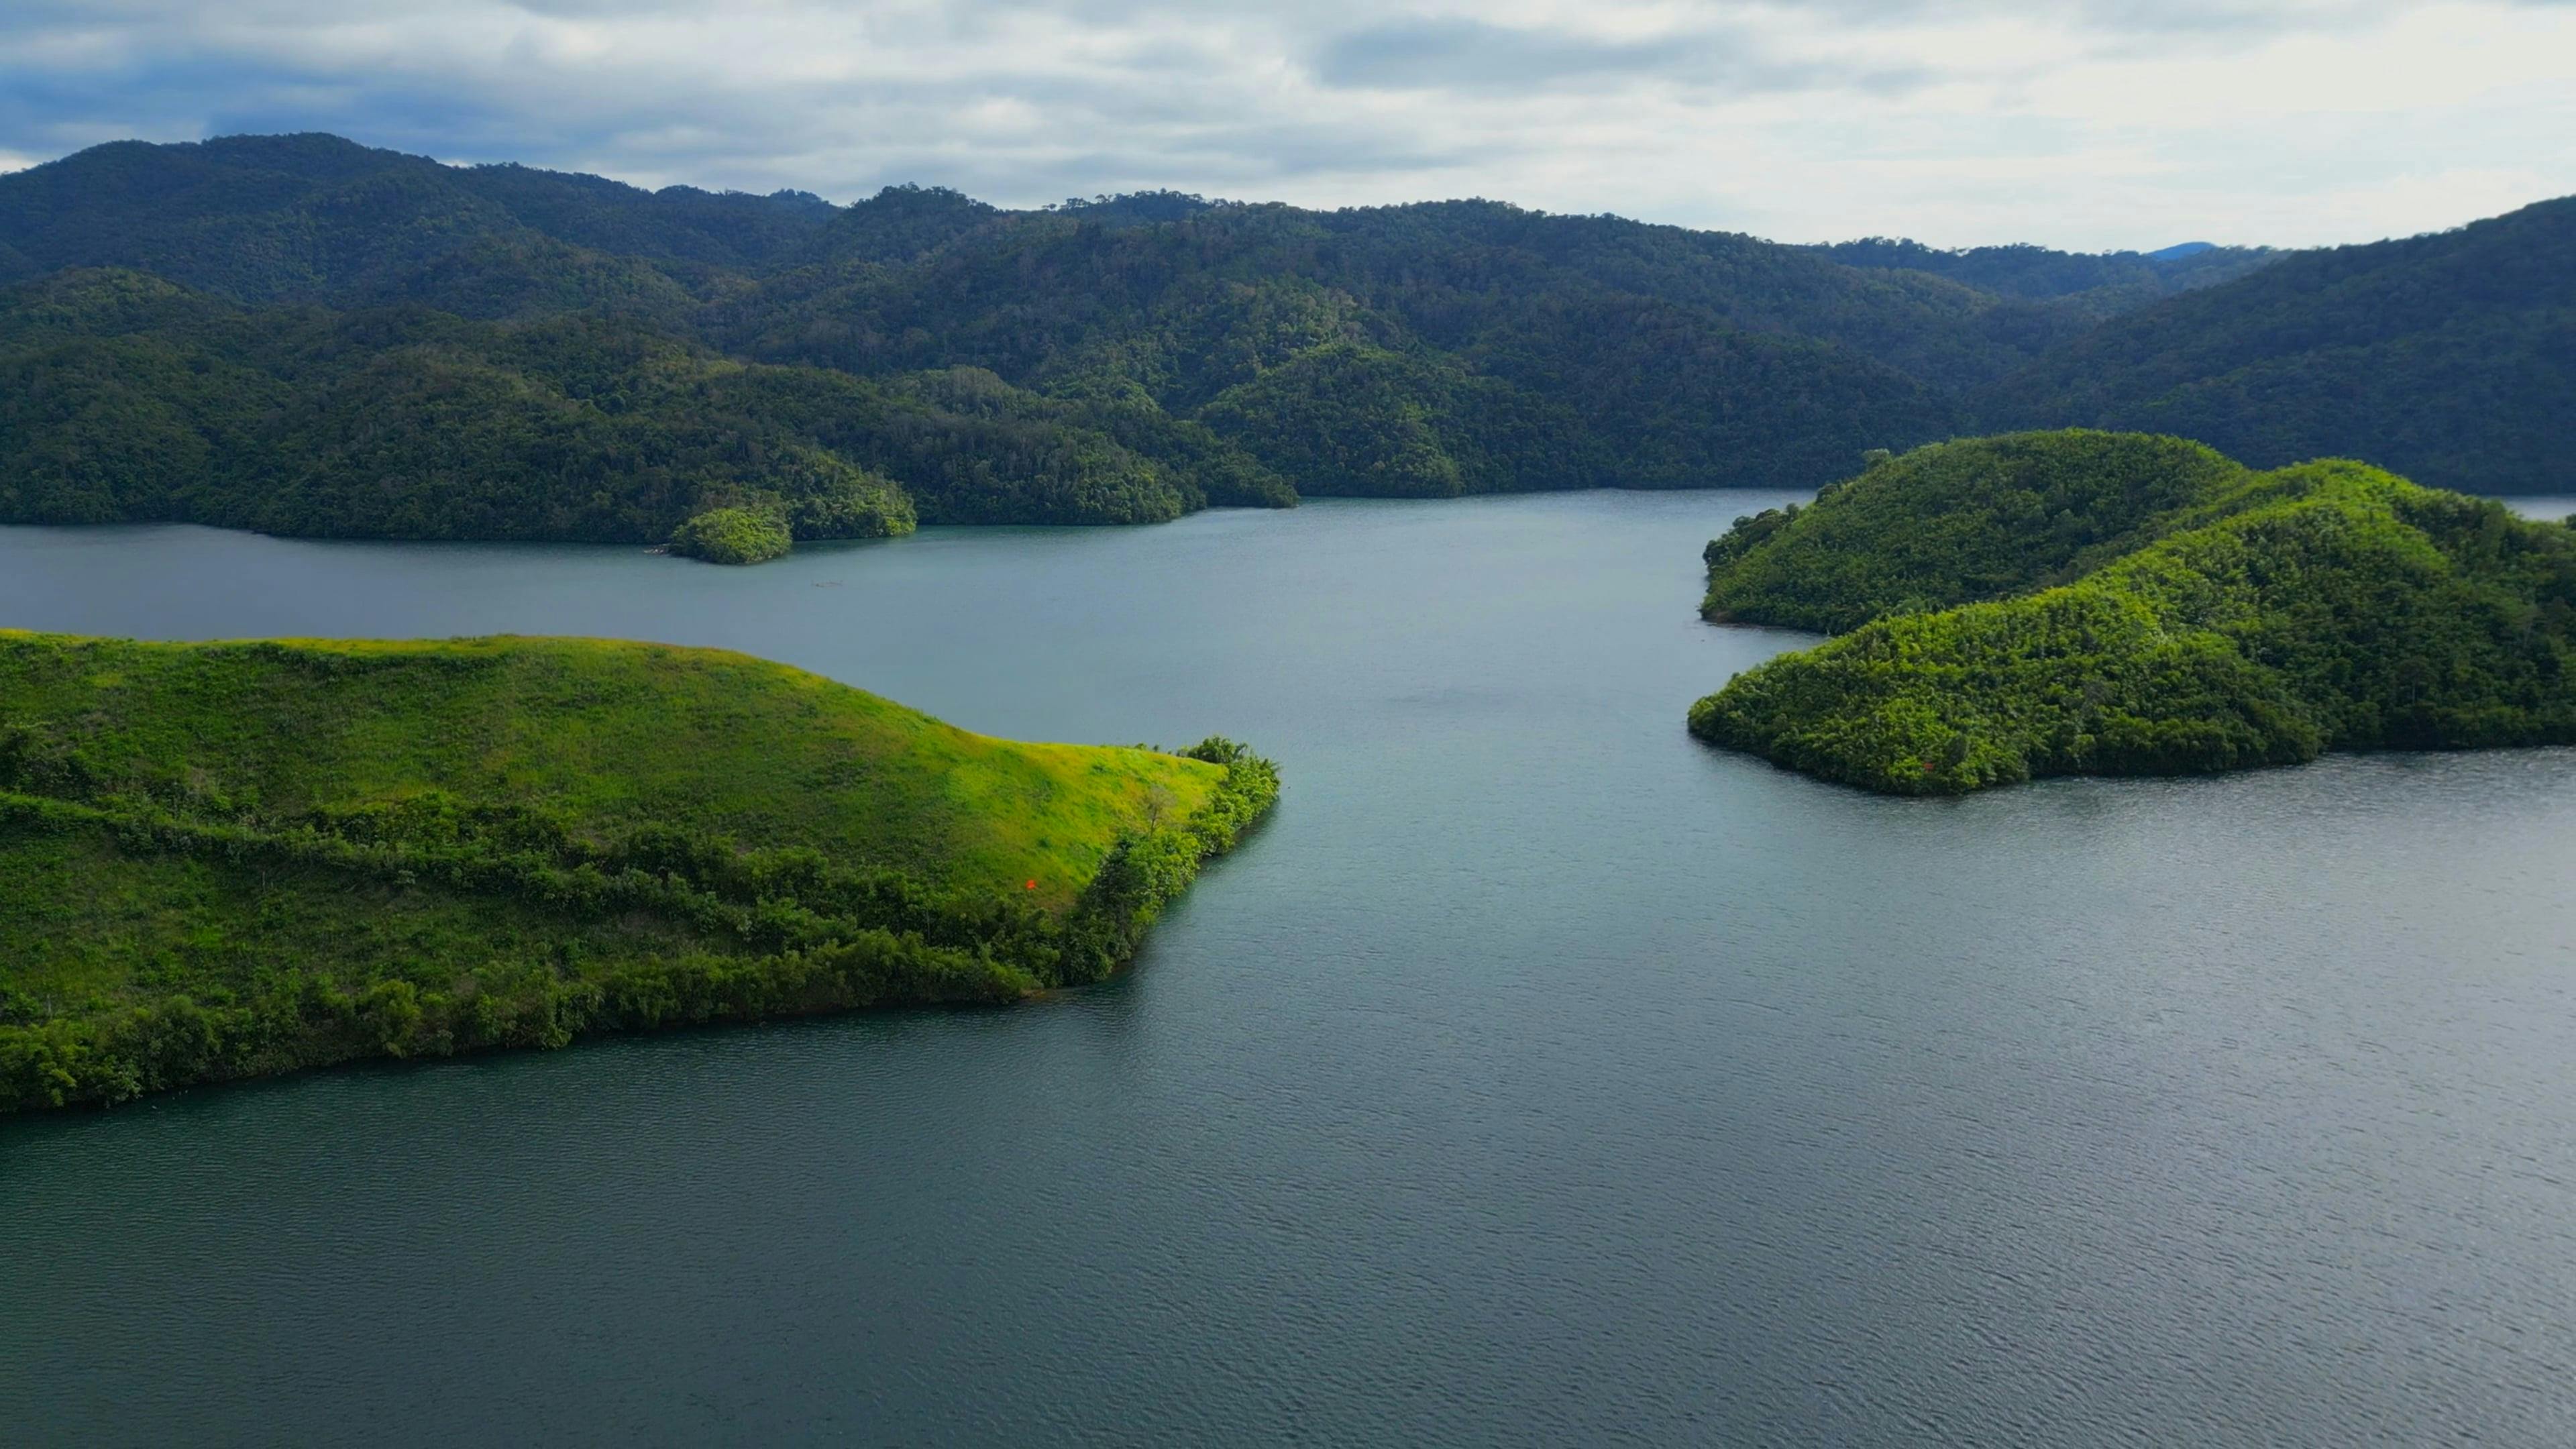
[669,506,793,564]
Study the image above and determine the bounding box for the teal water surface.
[2,493,2573,1446]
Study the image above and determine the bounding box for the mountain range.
[1,132,2565,549]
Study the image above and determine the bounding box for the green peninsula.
[1689,431,2576,794]
[0,631,1276,1110]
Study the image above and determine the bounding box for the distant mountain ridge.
[1981,195,2576,498]
[1806,236,2275,320]
[0,132,2565,547]
[0,133,841,290]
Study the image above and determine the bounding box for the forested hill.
[0,134,2072,382]
[1689,431,2576,795]
[0,133,2565,544]
[0,133,841,295]
[0,268,1294,539]
[1980,196,2576,497]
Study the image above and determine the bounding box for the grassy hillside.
[1688,435,2576,794]
[1980,196,2576,496]
[0,631,1278,1111]
[1700,431,2251,632]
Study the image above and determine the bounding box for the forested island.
[4,133,2563,561]
[1689,431,2576,794]
[0,631,1277,1110]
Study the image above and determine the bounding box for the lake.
[3,492,2573,1446]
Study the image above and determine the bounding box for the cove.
[3,492,2573,1446]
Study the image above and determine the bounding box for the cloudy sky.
[3,0,2571,250]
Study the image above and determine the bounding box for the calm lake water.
[3,493,2574,1447]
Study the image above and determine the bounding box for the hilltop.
[0,631,1277,1110]
[1698,430,2252,633]
[1688,432,2576,794]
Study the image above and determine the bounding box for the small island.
[0,631,1277,1110]
[667,505,800,565]
[1689,430,2576,794]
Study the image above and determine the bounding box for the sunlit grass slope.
[0,633,1278,1110]
[1689,434,2576,794]
[1699,430,2251,633]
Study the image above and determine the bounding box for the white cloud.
[0,0,2570,248]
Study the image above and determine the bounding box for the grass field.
[0,631,1277,1110]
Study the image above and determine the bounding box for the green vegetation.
[2,133,2561,537]
[0,132,2135,541]
[1980,196,2576,497]
[0,631,1279,1111]
[1689,433,2576,794]
[1701,431,2252,632]
[668,506,793,564]
[1810,238,2277,320]
[0,271,1248,537]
